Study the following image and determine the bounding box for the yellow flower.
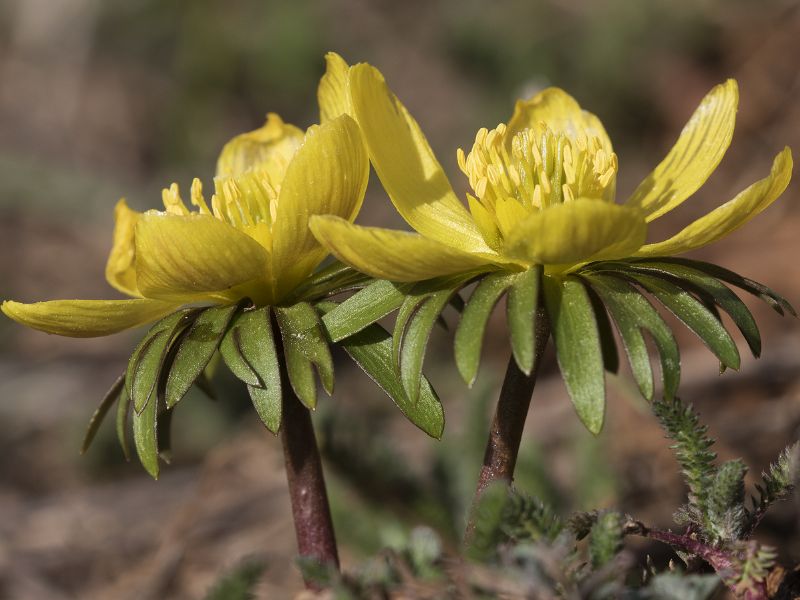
[310,54,792,282]
[3,95,368,337]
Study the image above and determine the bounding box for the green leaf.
[465,481,510,561]
[128,310,195,414]
[631,273,740,371]
[586,285,620,375]
[619,261,762,358]
[291,259,370,301]
[317,301,444,438]
[81,372,124,454]
[165,305,238,408]
[589,511,623,568]
[586,274,680,400]
[276,302,334,409]
[321,279,408,342]
[247,385,282,434]
[133,378,159,479]
[400,288,458,404]
[543,276,605,434]
[116,385,132,461]
[506,266,541,375]
[455,272,515,386]
[157,406,174,464]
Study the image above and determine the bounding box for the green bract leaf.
[506,266,542,375]
[544,276,605,434]
[276,302,334,409]
[292,259,369,301]
[128,310,195,414]
[81,372,124,454]
[317,301,444,438]
[157,406,174,463]
[133,377,159,479]
[248,385,282,434]
[586,286,620,375]
[631,273,740,371]
[116,385,132,461]
[165,304,238,408]
[455,272,515,386]
[321,279,408,342]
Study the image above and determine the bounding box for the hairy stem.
[466,312,550,540]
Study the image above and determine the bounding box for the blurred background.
[1,0,799,597]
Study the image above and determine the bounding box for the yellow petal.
[215,113,304,178]
[627,80,738,222]
[318,52,352,123]
[2,298,177,338]
[506,87,613,154]
[105,199,141,297]
[635,148,792,257]
[135,213,270,302]
[272,114,368,298]
[504,199,647,266]
[309,216,493,282]
[467,194,501,250]
[348,63,493,254]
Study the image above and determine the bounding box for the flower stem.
[465,312,550,539]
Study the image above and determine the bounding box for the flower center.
[458,123,618,214]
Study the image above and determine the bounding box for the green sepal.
[506,265,542,375]
[318,301,445,438]
[322,279,408,342]
[400,288,459,404]
[611,261,762,358]
[164,304,238,408]
[543,276,605,435]
[587,274,680,400]
[248,385,282,434]
[116,385,132,461]
[276,302,334,409]
[128,310,196,414]
[133,375,159,479]
[81,372,125,454]
[630,273,740,371]
[455,272,515,386]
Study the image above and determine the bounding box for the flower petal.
[635,148,792,257]
[506,88,613,155]
[272,114,369,297]
[627,80,738,222]
[504,199,647,266]
[135,213,270,302]
[348,63,492,254]
[318,52,352,123]
[105,199,141,297]
[309,216,493,282]
[2,298,178,338]
[215,113,304,178]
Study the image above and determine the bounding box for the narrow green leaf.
[291,259,370,301]
[220,312,263,387]
[247,385,282,433]
[133,380,159,479]
[165,305,238,408]
[400,288,457,403]
[157,406,174,464]
[455,272,516,386]
[128,310,194,414]
[632,273,740,370]
[317,301,444,438]
[321,279,408,342]
[588,274,680,400]
[276,302,334,409]
[586,286,620,375]
[506,266,541,375]
[116,385,132,461]
[81,372,125,454]
[543,276,605,434]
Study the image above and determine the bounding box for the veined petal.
[105,199,141,297]
[1,298,177,338]
[215,113,304,178]
[506,87,613,154]
[309,216,493,282]
[135,213,270,302]
[627,80,738,222]
[635,148,792,257]
[504,199,647,266]
[272,114,368,297]
[349,63,493,254]
[318,52,352,123]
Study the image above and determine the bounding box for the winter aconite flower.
[310,55,793,434]
[3,111,367,336]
